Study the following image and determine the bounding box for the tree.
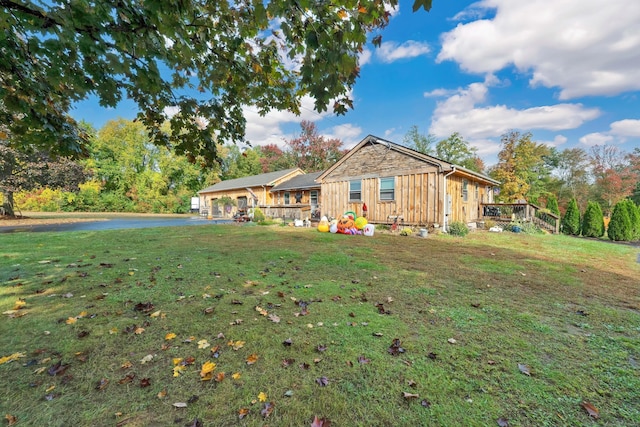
[403,125,435,155]
[0,142,86,216]
[589,145,636,214]
[608,200,632,241]
[551,147,591,208]
[220,145,263,180]
[285,121,345,172]
[434,132,484,172]
[490,131,551,202]
[1,0,432,166]
[622,199,640,241]
[561,198,581,236]
[546,194,560,216]
[581,201,605,238]
[258,144,295,173]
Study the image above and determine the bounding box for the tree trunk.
[1,189,15,216]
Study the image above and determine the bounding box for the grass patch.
[1,227,639,426]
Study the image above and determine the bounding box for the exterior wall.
[320,144,443,226]
[265,188,321,220]
[445,175,495,223]
[199,187,273,217]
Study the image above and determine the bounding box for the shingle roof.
[198,168,301,193]
[270,172,322,192]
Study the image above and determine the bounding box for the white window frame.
[349,180,362,202]
[379,177,395,201]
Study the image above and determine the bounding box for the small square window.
[380,177,394,201]
[284,192,290,204]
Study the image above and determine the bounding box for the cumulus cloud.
[579,118,640,146]
[437,0,640,99]
[428,78,601,140]
[359,48,372,66]
[538,135,569,147]
[325,123,363,148]
[377,40,430,63]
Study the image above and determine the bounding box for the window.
[380,177,395,201]
[475,183,479,200]
[462,179,468,202]
[310,190,318,205]
[284,192,290,204]
[349,180,361,201]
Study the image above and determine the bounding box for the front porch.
[480,203,560,233]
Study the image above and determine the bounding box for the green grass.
[1,226,639,426]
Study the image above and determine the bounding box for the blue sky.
[72,0,640,166]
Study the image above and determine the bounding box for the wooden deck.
[480,203,560,233]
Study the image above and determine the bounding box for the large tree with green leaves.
[1,142,86,216]
[402,125,435,155]
[435,132,484,172]
[1,0,432,165]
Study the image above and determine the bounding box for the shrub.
[399,227,413,236]
[509,220,542,235]
[546,194,560,216]
[448,221,469,237]
[581,201,605,238]
[252,207,266,222]
[622,199,640,241]
[607,201,632,241]
[483,219,496,229]
[561,198,580,235]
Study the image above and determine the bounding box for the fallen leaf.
[13,299,26,310]
[311,415,331,427]
[284,390,294,397]
[230,340,245,351]
[258,392,267,402]
[268,314,281,323]
[214,372,225,382]
[246,354,259,365]
[238,408,250,419]
[149,310,161,318]
[375,303,390,315]
[173,402,187,408]
[118,373,135,384]
[47,361,69,376]
[165,332,177,340]
[282,358,295,367]
[388,338,405,356]
[316,376,329,386]
[200,361,216,381]
[65,317,77,325]
[121,361,133,369]
[0,352,26,365]
[427,352,437,360]
[261,402,274,418]
[497,418,510,427]
[203,307,215,315]
[581,401,599,419]
[421,399,431,408]
[139,378,151,387]
[197,339,210,349]
[447,338,457,344]
[518,363,531,376]
[357,355,370,364]
[134,327,145,335]
[157,389,167,399]
[232,372,241,380]
[95,378,109,390]
[109,327,119,335]
[139,354,154,364]
[5,414,18,426]
[45,385,56,393]
[133,302,154,313]
[402,392,420,399]
[317,344,327,353]
[282,338,293,346]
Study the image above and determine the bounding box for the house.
[197,168,322,220]
[197,168,305,217]
[316,135,500,229]
[269,171,322,220]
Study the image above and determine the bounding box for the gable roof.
[271,172,322,192]
[317,135,499,185]
[198,168,302,194]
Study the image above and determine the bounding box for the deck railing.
[481,202,560,233]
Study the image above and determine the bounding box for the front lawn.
[1,226,638,426]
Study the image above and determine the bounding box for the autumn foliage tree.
[285,121,346,172]
[1,0,433,165]
[490,131,550,202]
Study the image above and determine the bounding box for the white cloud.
[609,119,640,137]
[359,48,372,66]
[325,123,362,148]
[579,133,614,146]
[579,118,640,146]
[423,88,456,98]
[377,40,430,63]
[243,96,332,148]
[428,78,601,140]
[437,0,640,99]
[538,135,568,147]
